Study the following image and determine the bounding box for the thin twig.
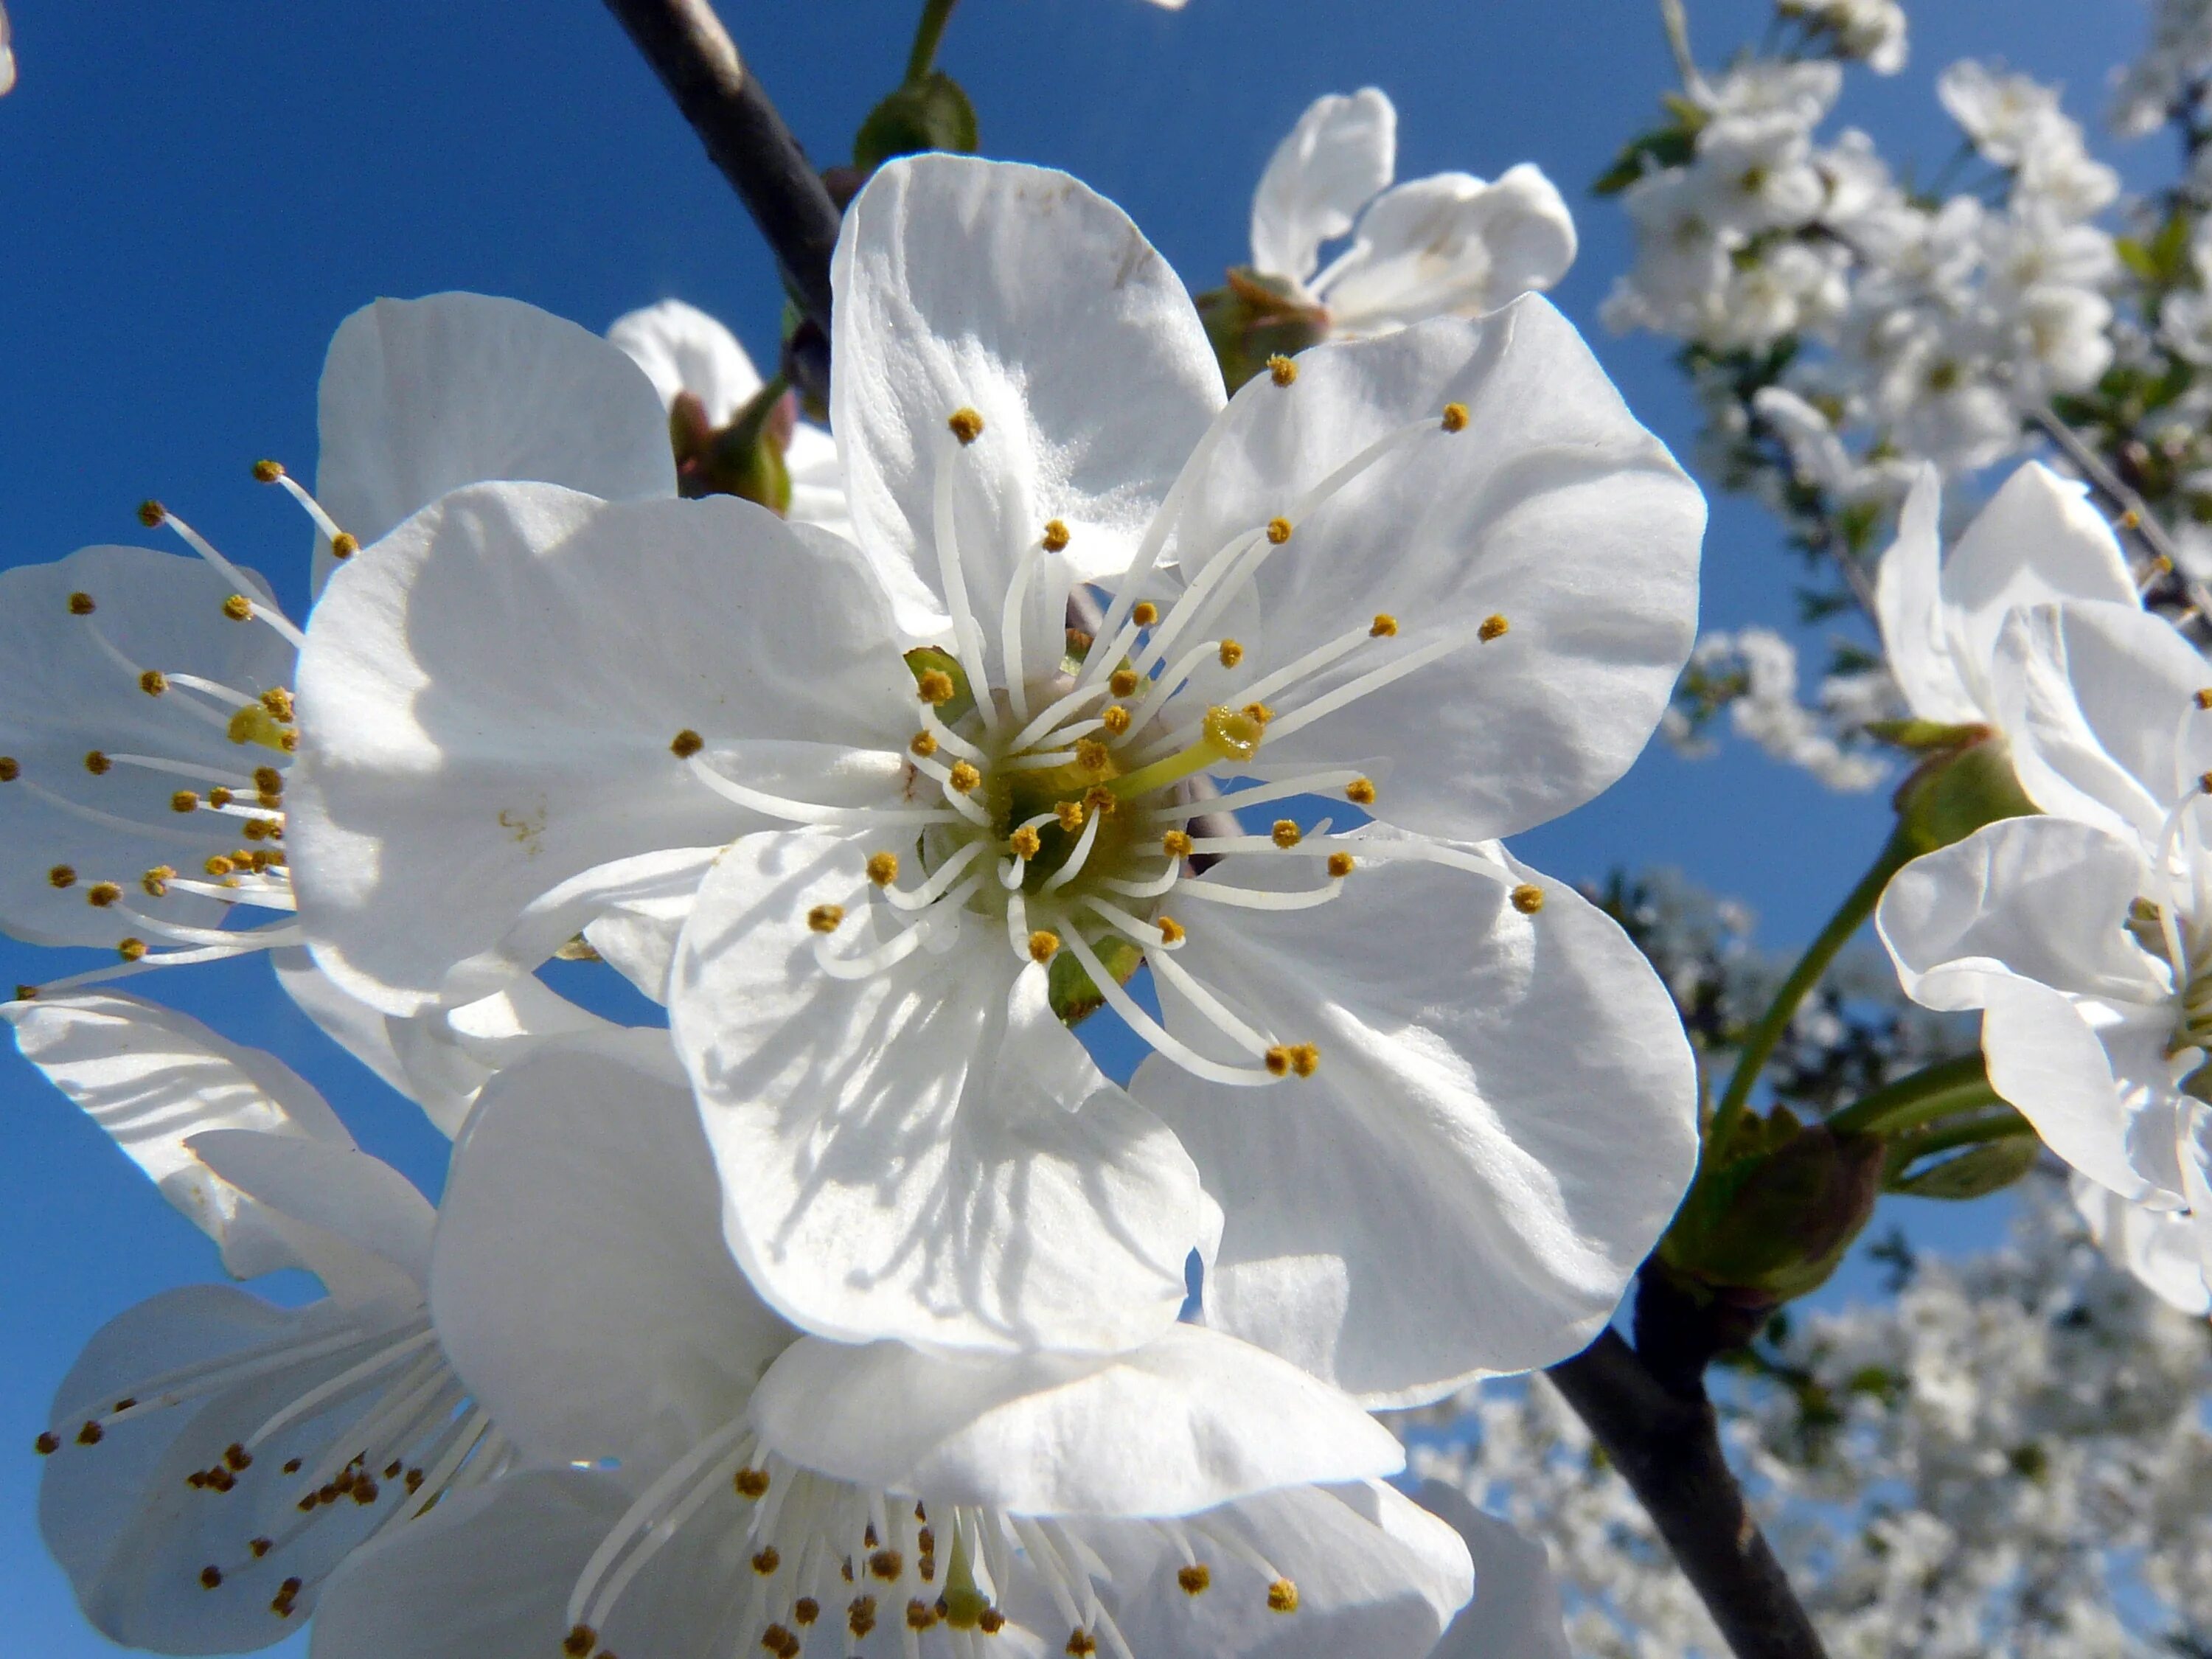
[1548,1329,1831,1659]
[2028,406,2212,619]
[601,0,843,335]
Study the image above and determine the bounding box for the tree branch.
[1547,1328,1830,1659]
[2028,405,2212,621]
[600,0,843,338]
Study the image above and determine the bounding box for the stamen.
[684,754,956,829]
[1441,402,1469,432]
[1058,931,1280,1086]
[1177,877,1345,911]
[1267,355,1298,386]
[808,905,845,933]
[1265,519,1292,546]
[1218,640,1245,669]
[1107,706,1265,801]
[1479,613,1509,641]
[1028,931,1060,963]
[932,425,1000,737]
[1041,808,1105,892]
[1511,883,1545,914]
[1130,602,1159,627]
[880,839,990,911]
[1270,820,1301,849]
[867,852,900,886]
[153,509,309,650]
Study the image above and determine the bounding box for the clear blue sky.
[0,2,2172,1651]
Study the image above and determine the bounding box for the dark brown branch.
[1547,1328,1830,1659]
[600,0,843,337]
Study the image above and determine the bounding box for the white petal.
[750,1324,1402,1517]
[430,1032,791,1478]
[2072,1174,2210,1315]
[1997,599,2211,846]
[830,153,1225,637]
[2184,1102,2212,1294]
[1875,815,2165,1009]
[1133,838,1698,1404]
[1316,165,1578,333]
[1981,976,2176,1205]
[386,973,616,1136]
[786,418,857,541]
[1412,1480,1572,1659]
[5,990,350,1279]
[669,827,1203,1356]
[188,1130,434,1288]
[607,297,763,425]
[271,947,411,1101]
[1156,299,1702,842]
[0,544,296,950]
[313,293,675,588]
[1872,465,1980,726]
[1248,89,1397,288]
[1085,1481,1472,1659]
[290,482,911,1014]
[1940,460,2138,716]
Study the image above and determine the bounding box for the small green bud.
[852,72,978,173]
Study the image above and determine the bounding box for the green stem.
[1888,1107,2034,1162]
[1826,1052,1998,1138]
[1659,0,1699,90]
[1708,830,1913,1155]
[905,0,960,83]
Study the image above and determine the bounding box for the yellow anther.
[754,1547,782,1576]
[117,938,148,961]
[1242,700,1275,726]
[807,904,846,934]
[978,1608,1006,1634]
[204,855,234,876]
[253,766,282,794]
[1042,519,1071,552]
[1479,613,1510,641]
[869,1549,905,1582]
[1109,667,1141,698]
[908,1602,939,1632]
[2122,509,2143,529]
[330,532,360,560]
[243,817,279,841]
[1066,627,1094,656]
[1512,883,1545,914]
[1158,916,1185,945]
[200,1565,223,1590]
[947,760,982,793]
[947,408,985,445]
[260,687,294,721]
[278,730,299,753]
[1370,613,1398,638]
[138,501,167,528]
[47,865,75,889]
[1218,639,1245,669]
[1287,1043,1320,1077]
[0,759,16,782]
[142,866,175,897]
[1101,704,1131,735]
[1162,830,1194,858]
[563,1624,598,1658]
[670,728,704,758]
[1267,1579,1300,1613]
[1266,518,1293,545]
[252,459,285,483]
[2197,688,2212,710]
[917,670,956,706]
[1083,785,1118,816]
[67,591,96,616]
[1328,852,1355,877]
[848,1596,879,1638]
[170,790,201,813]
[1441,402,1469,432]
[222,594,254,622]
[1066,1631,1098,1658]
[1265,1046,1293,1077]
[1131,601,1160,627]
[1178,1564,1212,1595]
[1010,825,1042,858]
[866,852,900,886]
[1346,778,1376,805]
[1267,355,1298,386]
[86,883,122,908]
[83,750,111,776]
[139,669,168,696]
[209,788,234,808]
[794,1599,821,1626]
[1271,819,1302,849]
[1055,799,1086,833]
[76,1419,103,1445]
[911,730,939,758]
[1028,930,1061,964]
[1076,738,1111,774]
[734,1467,771,1499]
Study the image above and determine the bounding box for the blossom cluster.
[1,121,1707,1658]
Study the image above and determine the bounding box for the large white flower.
[1872,459,2138,732]
[290,153,1703,1397]
[307,1034,1475,1659]
[7,992,509,1650]
[0,292,672,998]
[1879,598,2212,1309]
[608,297,852,539]
[1248,90,1577,338]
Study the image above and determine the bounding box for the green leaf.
[1888,1133,2039,1200]
[853,72,978,173]
[1593,125,1698,195]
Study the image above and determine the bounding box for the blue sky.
[0,1,2177,1651]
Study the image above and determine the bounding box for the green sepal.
[1862,717,1988,753]
[1196,269,1329,394]
[853,72,978,173]
[1887,1133,2040,1200]
[1891,733,2037,859]
[1661,1116,1885,1303]
[904,647,975,727]
[1593,116,1702,196]
[1047,933,1143,1028]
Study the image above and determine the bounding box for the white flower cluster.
[1412,1179,2212,1658]
[1666,626,1895,791]
[0,150,1710,1658]
[2111,0,2212,140]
